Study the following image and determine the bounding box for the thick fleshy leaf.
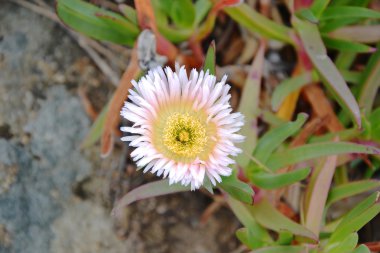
[203,41,216,75]
[296,9,318,23]
[119,4,138,25]
[326,233,358,253]
[236,41,265,168]
[368,108,380,142]
[57,0,139,46]
[358,43,380,114]
[271,73,316,111]
[254,113,308,163]
[329,25,380,44]
[328,191,380,244]
[321,6,380,20]
[227,196,272,248]
[236,228,256,250]
[170,0,196,28]
[247,167,311,190]
[293,16,361,128]
[323,36,376,53]
[112,179,189,215]
[303,154,337,236]
[341,70,363,84]
[310,0,331,18]
[250,199,318,241]
[327,180,380,207]
[219,174,254,204]
[267,142,380,171]
[194,0,212,25]
[351,245,371,253]
[224,3,293,44]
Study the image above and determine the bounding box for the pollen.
[163,113,207,158]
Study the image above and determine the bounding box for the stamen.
[163,113,207,158]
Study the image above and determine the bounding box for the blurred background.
[1,0,380,253]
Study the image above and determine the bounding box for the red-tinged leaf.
[214,0,243,12]
[293,16,362,128]
[101,49,140,157]
[329,25,380,44]
[236,40,266,169]
[303,153,338,236]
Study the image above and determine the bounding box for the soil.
[0,2,240,253]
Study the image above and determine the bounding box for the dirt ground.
[0,2,240,253]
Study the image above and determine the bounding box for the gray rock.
[0,86,92,253]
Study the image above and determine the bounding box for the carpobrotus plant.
[56,0,380,252]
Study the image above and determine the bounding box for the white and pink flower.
[120,65,244,190]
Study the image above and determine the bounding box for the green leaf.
[296,9,319,23]
[219,174,254,204]
[368,108,380,142]
[227,197,272,248]
[358,43,380,114]
[267,142,380,171]
[152,0,194,43]
[321,6,380,20]
[203,41,216,75]
[253,113,308,163]
[236,42,265,168]
[327,180,380,207]
[81,104,108,148]
[57,0,139,46]
[275,231,294,245]
[351,245,371,253]
[293,17,362,128]
[194,0,212,25]
[247,167,311,190]
[341,70,363,84]
[310,0,332,18]
[224,3,294,44]
[112,179,190,215]
[309,128,360,143]
[236,228,256,249]
[250,199,318,241]
[335,52,357,70]
[251,246,305,253]
[323,36,376,53]
[271,73,316,111]
[170,0,196,28]
[328,192,380,244]
[326,233,358,253]
[156,23,193,43]
[119,4,138,25]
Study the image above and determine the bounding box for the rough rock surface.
[0,2,239,253]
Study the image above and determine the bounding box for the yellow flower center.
[163,113,207,158]
[151,102,218,163]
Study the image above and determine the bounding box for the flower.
[120,65,244,190]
